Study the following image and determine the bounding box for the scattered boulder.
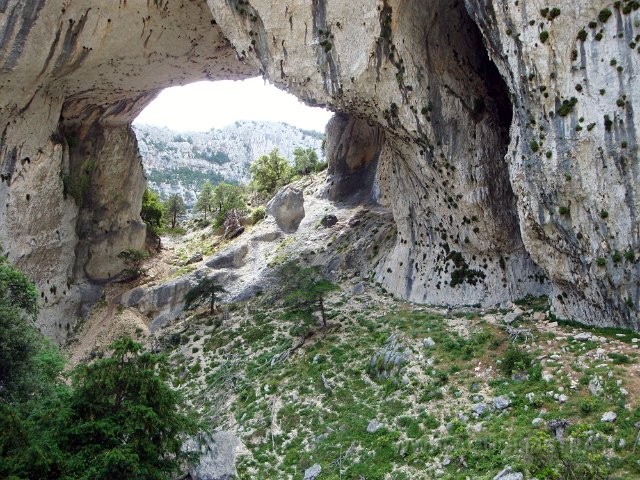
[601,411,617,422]
[253,230,282,242]
[511,371,529,382]
[120,276,194,330]
[367,420,383,433]
[266,186,305,233]
[503,312,520,325]
[574,332,593,342]
[588,376,604,397]
[368,334,412,382]
[547,419,569,441]
[347,215,362,227]
[223,209,245,239]
[186,431,241,480]
[472,402,488,416]
[493,466,524,480]
[206,244,249,270]
[352,282,365,295]
[494,396,512,410]
[303,464,321,480]
[320,214,338,228]
[532,311,546,321]
[423,337,436,349]
[184,252,203,265]
[532,417,544,427]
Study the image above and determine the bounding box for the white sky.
[134,77,333,133]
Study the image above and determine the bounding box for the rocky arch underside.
[1,0,638,340]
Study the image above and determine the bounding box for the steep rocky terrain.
[0,0,639,339]
[135,121,324,204]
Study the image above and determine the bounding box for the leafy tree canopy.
[0,256,38,318]
[0,257,52,402]
[0,259,200,480]
[249,148,292,196]
[62,337,199,480]
[1,336,199,480]
[140,188,164,231]
[212,182,245,226]
[292,147,321,176]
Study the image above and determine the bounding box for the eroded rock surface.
[1,0,639,337]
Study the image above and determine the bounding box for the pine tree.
[281,263,339,329]
[140,188,164,231]
[195,181,214,221]
[164,194,186,229]
[62,337,199,480]
[184,278,226,314]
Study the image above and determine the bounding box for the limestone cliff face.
[466,0,640,328]
[0,0,638,337]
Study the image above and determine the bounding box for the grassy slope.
[159,286,640,480]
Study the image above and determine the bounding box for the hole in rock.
[133,77,333,206]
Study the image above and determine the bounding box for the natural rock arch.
[1,0,638,339]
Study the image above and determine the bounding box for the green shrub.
[500,344,533,376]
[579,397,599,414]
[250,206,266,224]
[612,251,622,264]
[598,8,612,22]
[557,97,578,116]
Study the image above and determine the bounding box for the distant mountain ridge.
[134,120,325,205]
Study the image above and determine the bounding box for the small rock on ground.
[472,402,488,416]
[493,466,524,480]
[303,464,321,480]
[574,332,593,342]
[494,396,512,410]
[352,282,365,295]
[423,337,436,348]
[503,312,520,325]
[320,214,338,228]
[367,419,383,433]
[184,252,203,265]
[601,411,617,422]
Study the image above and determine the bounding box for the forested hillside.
[134,121,324,204]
